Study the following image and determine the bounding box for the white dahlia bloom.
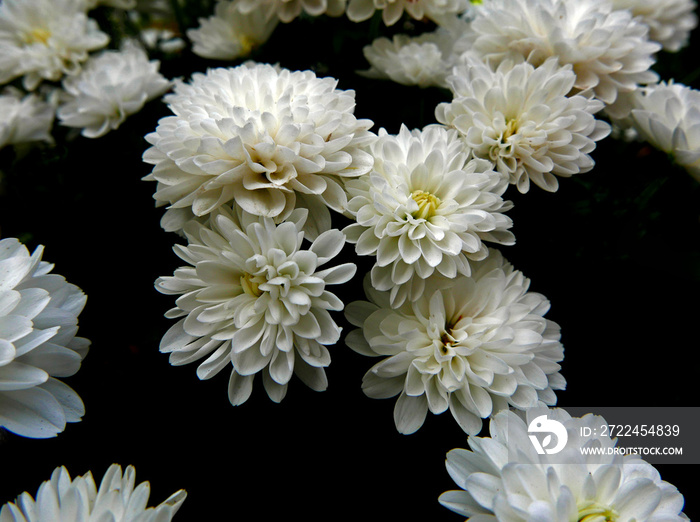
[143,62,375,239]
[0,0,109,91]
[188,1,279,60]
[628,81,700,182]
[360,29,461,88]
[0,464,186,522]
[344,125,514,307]
[345,249,564,435]
[436,58,611,193]
[611,0,698,52]
[0,238,90,439]
[57,42,171,139]
[465,0,661,110]
[347,0,469,25]
[156,206,356,405]
[0,88,54,150]
[439,406,687,522]
[235,0,347,23]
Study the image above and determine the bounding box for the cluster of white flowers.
[1,464,186,521]
[0,238,89,439]
[0,0,170,147]
[439,406,687,521]
[0,0,695,519]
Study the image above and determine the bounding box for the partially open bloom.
[439,406,687,522]
[347,0,469,26]
[0,0,109,90]
[156,206,356,405]
[0,88,54,150]
[0,238,90,439]
[344,125,514,307]
[143,62,375,239]
[345,250,564,435]
[464,0,661,112]
[0,464,186,521]
[58,42,171,138]
[188,1,279,60]
[436,58,611,193]
[235,0,347,23]
[628,81,700,182]
[611,0,698,52]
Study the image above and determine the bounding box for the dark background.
[1,7,698,520]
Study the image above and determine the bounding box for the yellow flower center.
[240,272,263,297]
[440,315,463,354]
[411,190,441,220]
[577,504,619,522]
[239,35,255,56]
[24,28,51,45]
[501,118,518,143]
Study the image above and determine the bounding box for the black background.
[1,7,699,521]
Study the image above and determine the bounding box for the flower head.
[464,0,661,109]
[347,0,469,26]
[611,0,698,52]
[344,124,514,307]
[58,42,171,138]
[0,88,54,150]
[0,0,109,90]
[188,1,279,60]
[628,81,700,182]
[1,464,186,522]
[437,57,611,193]
[359,28,463,89]
[345,249,565,435]
[439,406,687,522]
[143,62,375,239]
[156,206,356,405]
[0,238,90,439]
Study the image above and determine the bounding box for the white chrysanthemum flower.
[611,0,698,52]
[0,464,186,522]
[188,1,279,60]
[156,206,356,405]
[464,0,661,111]
[347,0,469,26]
[439,406,687,522]
[0,238,90,439]
[0,88,54,150]
[143,62,375,239]
[345,250,565,435]
[0,0,109,91]
[344,125,514,307]
[360,28,462,88]
[436,58,611,193]
[57,42,171,139]
[235,0,347,23]
[627,81,700,182]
